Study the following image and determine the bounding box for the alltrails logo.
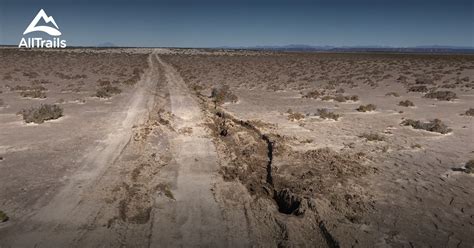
[18,9,67,48]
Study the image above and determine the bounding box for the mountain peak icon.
[23,9,61,36]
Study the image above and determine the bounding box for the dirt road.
[149,56,235,247]
[0,51,248,247]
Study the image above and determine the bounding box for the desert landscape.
[0,48,473,247]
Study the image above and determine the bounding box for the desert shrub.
[345,95,359,101]
[0,99,4,107]
[191,84,204,92]
[133,68,142,75]
[411,144,422,149]
[55,72,87,80]
[465,160,474,173]
[316,108,340,120]
[11,86,28,91]
[23,71,39,78]
[415,77,434,85]
[441,84,456,89]
[462,108,474,116]
[359,132,386,141]
[288,112,305,121]
[19,104,63,124]
[336,88,345,94]
[95,85,122,98]
[424,91,457,101]
[385,92,400,97]
[3,74,13,80]
[0,210,8,222]
[334,94,346,102]
[20,89,46,99]
[123,74,141,85]
[321,95,333,101]
[401,119,451,134]
[211,85,238,104]
[397,75,407,81]
[12,85,46,92]
[356,104,376,112]
[97,79,111,86]
[303,90,321,99]
[408,85,429,93]
[32,79,52,85]
[399,100,414,107]
[13,85,47,98]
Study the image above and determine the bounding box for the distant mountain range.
[3,43,473,54]
[218,44,474,54]
[97,42,118,47]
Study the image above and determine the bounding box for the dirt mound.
[206,105,374,225]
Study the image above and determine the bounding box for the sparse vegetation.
[465,160,474,174]
[55,72,87,80]
[20,89,46,99]
[288,112,305,121]
[211,85,238,105]
[122,67,143,85]
[415,77,434,85]
[408,85,429,93]
[399,100,414,107]
[401,119,452,134]
[424,91,457,101]
[411,144,422,149]
[346,95,359,101]
[19,104,63,124]
[0,210,8,222]
[356,104,376,112]
[321,95,333,101]
[191,84,204,92]
[359,132,386,141]
[95,85,122,98]
[334,94,347,102]
[303,90,322,99]
[12,85,47,99]
[156,183,175,200]
[316,108,340,120]
[462,108,474,116]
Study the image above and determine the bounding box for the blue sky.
[0,0,472,47]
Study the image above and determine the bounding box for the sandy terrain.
[0,48,473,247]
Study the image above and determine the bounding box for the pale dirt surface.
[0,49,249,247]
[0,48,473,247]
[0,51,158,246]
[163,52,474,247]
[149,56,238,247]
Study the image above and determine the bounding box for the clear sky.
[0,0,472,47]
